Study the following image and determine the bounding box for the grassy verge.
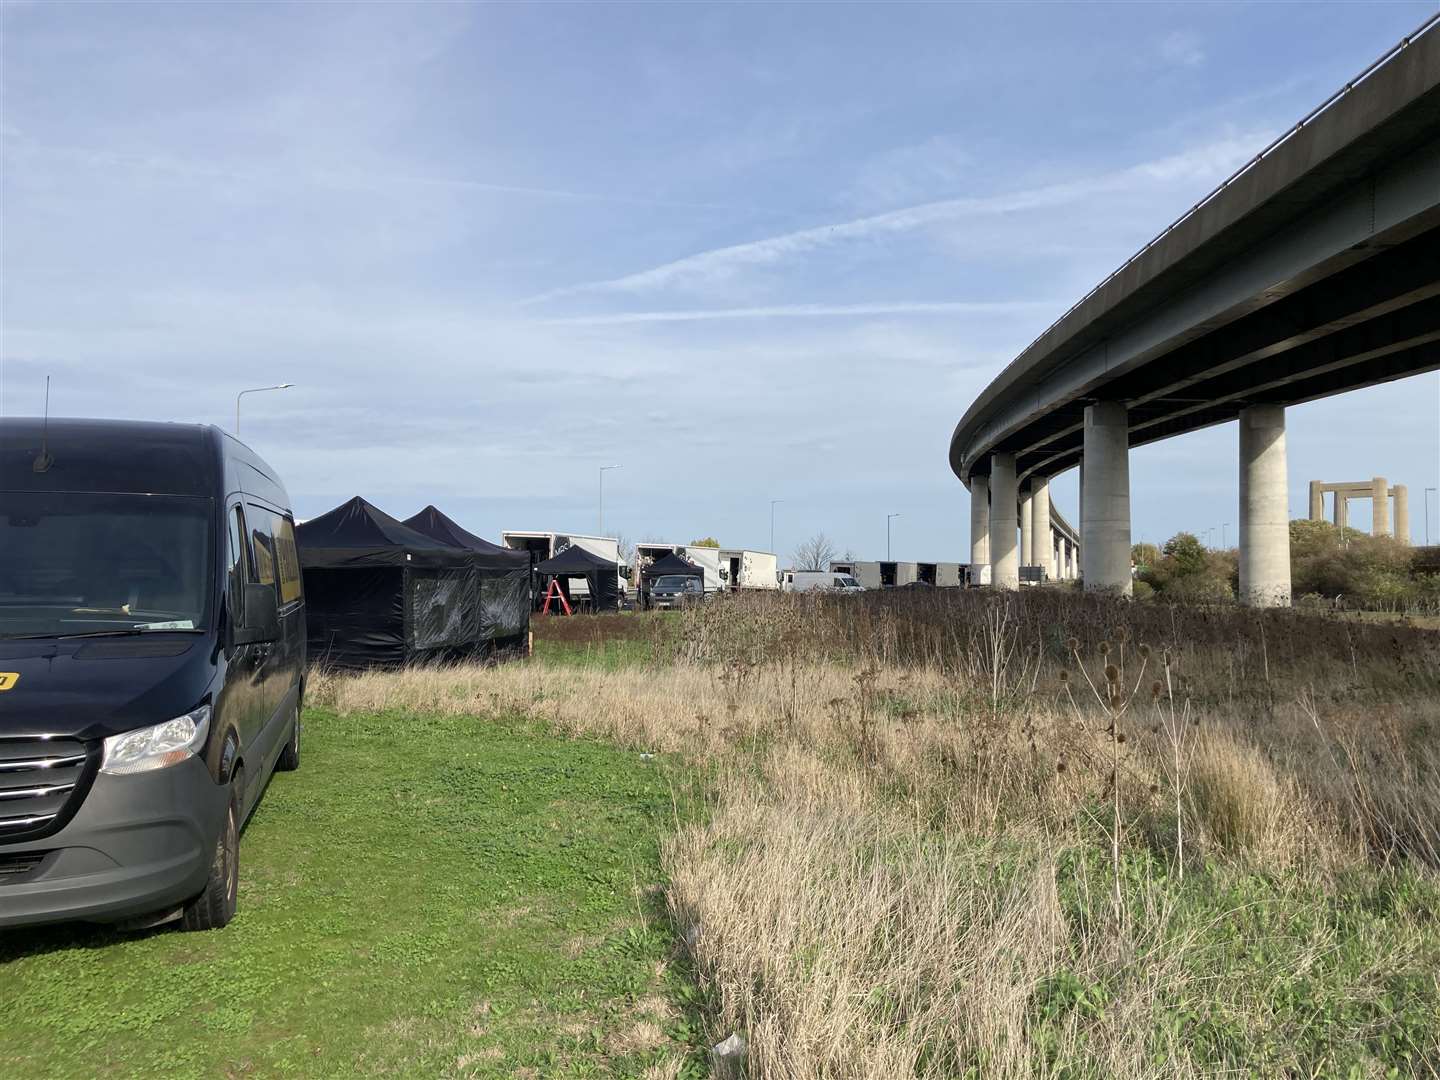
[0,708,700,1079]
[315,595,1440,1078]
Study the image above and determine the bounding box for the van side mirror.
[234,583,279,644]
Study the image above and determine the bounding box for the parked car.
[648,574,706,609]
[0,418,305,932]
[781,570,864,593]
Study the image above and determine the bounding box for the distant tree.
[1161,532,1207,577]
[689,537,720,548]
[614,533,637,567]
[1131,542,1161,571]
[793,532,838,572]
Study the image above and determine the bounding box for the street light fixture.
[770,500,784,555]
[235,384,293,436]
[598,465,622,536]
[886,513,900,561]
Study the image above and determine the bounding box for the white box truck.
[719,549,779,591]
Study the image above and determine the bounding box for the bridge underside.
[974,215,1440,484]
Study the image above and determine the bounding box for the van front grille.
[0,737,95,844]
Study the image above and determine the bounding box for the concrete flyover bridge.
[950,16,1440,606]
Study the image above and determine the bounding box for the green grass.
[0,709,703,1079]
[1035,850,1440,1077]
[532,637,657,670]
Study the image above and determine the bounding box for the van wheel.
[277,706,300,772]
[182,776,240,932]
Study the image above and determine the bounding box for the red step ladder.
[540,577,573,616]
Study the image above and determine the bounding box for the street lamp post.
[770,500,783,555]
[1222,522,1229,549]
[235,384,294,436]
[886,513,900,561]
[598,465,622,535]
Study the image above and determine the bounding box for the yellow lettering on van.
[0,673,18,692]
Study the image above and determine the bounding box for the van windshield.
[0,492,213,638]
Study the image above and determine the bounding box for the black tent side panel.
[479,566,532,642]
[402,506,531,643]
[303,567,405,669]
[408,566,477,650]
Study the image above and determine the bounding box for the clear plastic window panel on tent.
[408,568,477,650]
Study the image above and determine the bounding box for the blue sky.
[3,1,1438,559]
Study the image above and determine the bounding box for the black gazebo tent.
[402,506,532,646]
[534,545,621,613]
[642,552,704,584]
[297,497,480,669]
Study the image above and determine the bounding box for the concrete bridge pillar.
[1238,405,1291,607]
[968,475,990,574]
[1308,481,1323,521]
[1371,476,1390,538]
[1333,490,1348,530]
[1019,490,1034,569]
[1031,476,1051,579]
[1395,484,1409,544]
[1081,402,1132,595]
[989,453,1019,590]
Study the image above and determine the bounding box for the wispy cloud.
[521,130,1267,305]
[534,299,1058,326]
[1160,30,1206,69]
[0,136,743,212]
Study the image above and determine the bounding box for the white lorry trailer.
[718,549,779,591]
[831,561,968,588]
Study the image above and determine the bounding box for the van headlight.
[101,705,211,776]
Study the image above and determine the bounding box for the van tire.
[276,706,300,772]
[182,776,240,932]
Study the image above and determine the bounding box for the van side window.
[274,516,302,605]
[248,509,276,588]
[227,506,249,621]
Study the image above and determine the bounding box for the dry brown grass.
[308,593,1440,1078]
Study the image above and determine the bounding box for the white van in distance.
[781,570,864,593]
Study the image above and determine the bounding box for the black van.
[0,418,305,931]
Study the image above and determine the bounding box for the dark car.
[0,418,305,931]
[648,574,705,610]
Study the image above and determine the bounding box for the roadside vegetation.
[6,593,1437,1078]
[1132,525,1440,616]
[324,592,1440,1077]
